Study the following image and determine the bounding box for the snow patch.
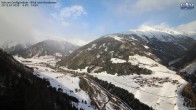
[144,45,149,49]
[131,37,138,41]
[106,35,124,42]
[104,47,108,51]
[96,54,100,58]
[55,53,62,57]
[111,58,126,63]
[91,44,96,48]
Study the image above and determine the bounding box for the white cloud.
[135,20,196,35]
[60,5,87,18]
[51,5,87,28]
[66,38,90,46]
[31,33,89,46]
[176,20,196,32]
[0,7,46,44]
[0,6,71,45]
[51,5,86,21]
[0,3,91,46]
[139,22,171,28]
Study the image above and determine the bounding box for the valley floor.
[14,55,189,110]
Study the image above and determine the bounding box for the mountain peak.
[21,39,79,58]
[130,25,182,35]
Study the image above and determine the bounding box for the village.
[132,76,179,87]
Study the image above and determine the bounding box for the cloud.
[176,20,196,32]
[66,38,90,46]
[135,20,196,35]
[0,3,90,46]
[51,5,87,21]
[51,5,87,28]
[0,7,60,45]
[47,4,93,45]
[146,23,179,32]
[0,7,44,44]
[60,5,87,18]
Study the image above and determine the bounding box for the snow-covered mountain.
[58,26,196,74]
[0,39,79,58]
[127,25,196,42]
[125,26,196,64]
[58,35,157,75]
[56,26,195,110]
[0,40,31,55]
[21,39,79,58]
[129,25,183,35]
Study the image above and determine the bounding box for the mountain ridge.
[0,39,80,58]
[58,29,195,75]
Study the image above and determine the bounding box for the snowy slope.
[34,72,94,110]
[14,55,95,110]
[92,54,188,110]
[14,55,134,110]
[131,25,182,35]
[126,25,181,42]
[126,25,196,43]
[14,51,190,110]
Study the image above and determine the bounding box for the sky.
[0,0,196,45]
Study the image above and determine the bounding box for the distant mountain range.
[130,25,196,40]
[20,40,79,58]
[0,39,79,58]
[0,40,31,55]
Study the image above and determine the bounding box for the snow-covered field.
[14,55,94,110]
[34,71,94,110]
[14,55,58,67]
[92,55,188,110]
[14,55,189,110]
